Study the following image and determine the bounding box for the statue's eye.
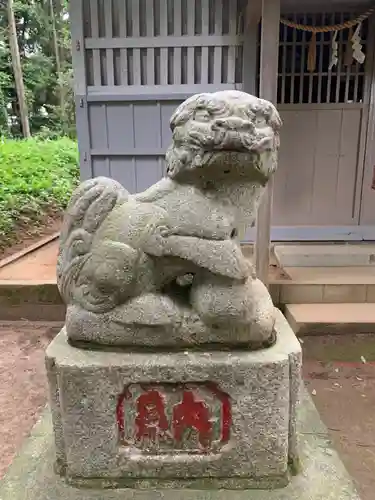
[194,109,211,122]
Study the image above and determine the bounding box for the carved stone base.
[45,309,301,489]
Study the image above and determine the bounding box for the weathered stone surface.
[64,278,275,349]
[57,90,282,348]
[46,91,302,492]
[45,309,301,488]
[0,388,361,499]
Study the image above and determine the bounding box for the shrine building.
[69,0,375,279]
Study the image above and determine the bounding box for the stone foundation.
[0,388,361,500]
[45,309,301,489]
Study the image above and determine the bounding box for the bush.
[0,137,79,246]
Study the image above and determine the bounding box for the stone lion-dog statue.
[57,90,282,350]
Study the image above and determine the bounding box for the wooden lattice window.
[83,0,245,88]
[257,12,368,104]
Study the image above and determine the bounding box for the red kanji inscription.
[135,389,169,442]
[173,390,212,448]
[116,383,232,454]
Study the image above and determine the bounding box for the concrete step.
[274,244,375,268]
[283,266,375,284]
[285,303,375,336]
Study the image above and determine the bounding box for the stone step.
[283,266,375,284]
[274,244,375,267]
[285,303,375,335]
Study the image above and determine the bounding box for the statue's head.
[165,90,282,184]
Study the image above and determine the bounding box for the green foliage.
[0,1,77,245]
[0,137,79,246]
[0,0,74,138]
[43,68,76,138]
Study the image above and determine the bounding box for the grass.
[0,137,79,249]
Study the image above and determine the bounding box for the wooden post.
[242,1,260,95]
[255,0,280,286]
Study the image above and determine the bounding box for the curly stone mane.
[165,90,282,180]
[57,177,129,305]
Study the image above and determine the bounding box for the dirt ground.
[0,241,59,281]
[0,322,59,478]
[0,324,374,499]
[303,334,375,500]
[0,217,62,262]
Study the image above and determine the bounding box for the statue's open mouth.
[207,131,274,155]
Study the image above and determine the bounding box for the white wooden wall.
[270,11,370,233]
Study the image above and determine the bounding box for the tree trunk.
[7,0,31,138]
[49,0,66,128]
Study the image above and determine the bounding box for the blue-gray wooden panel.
[110,157,137,192]
[87,99,183,192]
[135,157,165,192]
[133,103,162,149]
[88,104,108,149]
[160,101,182,148]
[92,156,163,193]
[106,104,134,150]
[88,100,183,152]
[92,157,110,177]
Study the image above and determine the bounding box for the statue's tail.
[57,177,129,304]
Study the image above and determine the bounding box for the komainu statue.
[57,90,282,349]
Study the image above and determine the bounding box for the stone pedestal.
[45,309,301,490]
[0,387,361,500]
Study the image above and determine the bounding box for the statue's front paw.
[242,278,275,343]
[190,277,275,344]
